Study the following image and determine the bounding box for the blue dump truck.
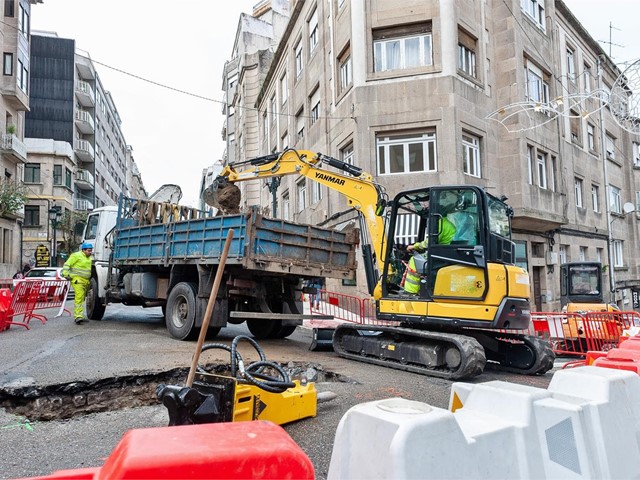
[81,194,358,340]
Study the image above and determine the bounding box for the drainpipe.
[596,56,616,302]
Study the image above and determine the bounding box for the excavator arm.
[204,149,389,294]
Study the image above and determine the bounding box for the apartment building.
[222,0,640,311]
[220,0,291,212]
[0,0,41,277]
[24,32,132,266]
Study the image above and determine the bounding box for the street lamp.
[48,206,62,267]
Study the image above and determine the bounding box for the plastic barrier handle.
[186,229,235,387]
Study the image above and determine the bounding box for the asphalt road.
[0,302,558,479]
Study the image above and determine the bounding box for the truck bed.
[113,208,358,279]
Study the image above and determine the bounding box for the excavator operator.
[403,191,459,294]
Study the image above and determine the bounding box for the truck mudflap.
[332,324,486,380]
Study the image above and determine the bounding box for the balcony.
[75,109,95,134]
[75,169,94,190]
[1,81,29,111]
[74,139,95,163]
[0,134,27,163]
[75,80,95,107]
[74,199,94,211]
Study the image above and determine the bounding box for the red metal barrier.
[531,311,640,357]
[310,289,395,326]
[0,280,70,332]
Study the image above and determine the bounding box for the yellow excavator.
[204,149,554,379]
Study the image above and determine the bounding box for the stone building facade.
[221,0,640,311]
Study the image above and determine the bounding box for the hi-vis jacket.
[62,251,92,281]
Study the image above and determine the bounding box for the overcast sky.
[31,1,639,207]
[31,0,258,206]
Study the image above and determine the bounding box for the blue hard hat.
[81,242,93,250]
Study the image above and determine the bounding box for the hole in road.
[0,362,356,422]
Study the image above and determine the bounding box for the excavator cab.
[382,186,488,300]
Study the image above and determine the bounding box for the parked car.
[20,267,74,300]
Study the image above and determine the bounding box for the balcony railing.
[74,139,95,163]
[75,109,95,134]
[75,169,94,189]
[74,199,94,211]
[75,80,95,107]
[0,133,27,163]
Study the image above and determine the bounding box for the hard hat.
[81,242,93,250]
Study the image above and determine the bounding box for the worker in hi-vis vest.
[62,242,93,324]
[403,218,456,294]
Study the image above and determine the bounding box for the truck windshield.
[487,197,511,238]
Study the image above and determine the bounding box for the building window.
[376,131,437,175]
[575,177,583,208]
[592,184,599,212]
[338,45,352,93]
[550,156,557,192]
[605,134,615,160]
[559,245,567,265]
[527,146,534,184]
[312,180,323,204]
[610,185,622,214]
[583,63,592,93]
[308,8,318,53]
[579,246,587,261]
[270,95,277,124]
[373,24,432,73]
[613,240,624,267]
[4,0,14,17]
[24,163,40,183]
[17,59,27,93]
[635,191,640,213]
[587,123,596,151]
[65,168,72,188]
[566,47,575,81]
[282,192,290,221]
[633,142,640,167]
[3,53,12,76]
[341,142,354,166]
[457,29,477,78]
[537,151,547,189]
[18,3,28,36]
[462,133,481,178]
[24,205,39,226]
[295,108,304,141]
[309,87,320,125]
[596,248,603,263]
[525,58,549,104]
[521,0,545,30]
[280,74,287,105]
[569,110,581,144]
[53,165,63,185]
[297,179,307,212]
[294,40,303,78]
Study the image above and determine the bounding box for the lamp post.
[48,206,62,267]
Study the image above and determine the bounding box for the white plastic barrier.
[327,367,640,479]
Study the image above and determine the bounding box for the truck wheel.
[272,325,297,338]
[86,277,105,320]
[246,319,279,339]
[166,282,199,340]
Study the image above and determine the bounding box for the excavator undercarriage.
[332,323,555,380]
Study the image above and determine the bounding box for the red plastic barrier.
[593,347,640,375]
[20,421,314,480]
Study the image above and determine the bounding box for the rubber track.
[332,324,486,380]
[477,332,556,375]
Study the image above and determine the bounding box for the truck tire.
[86,277,106,320]
[166,282,199,340]
[246,319,279,339]
[272,325,297,338]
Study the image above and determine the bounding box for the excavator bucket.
[202,177,241,214]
